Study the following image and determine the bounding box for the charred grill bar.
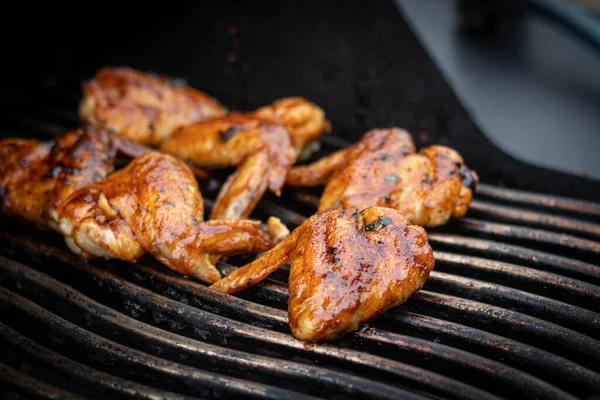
[0,83,599,400]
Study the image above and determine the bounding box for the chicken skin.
[159,98,329,221]
[79,67,227,146]
[161,113,297,220]
[0,126,118,229]
[287,128,479,227]
[55,152,274,283]
[211,206,434,341]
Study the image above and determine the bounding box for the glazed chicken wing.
[161,113,297,220]
[56,152,274,283]
[287,128,479,227]
[159,99,328,222]
[79,67,227,146]
[211,206,435,341]
[0,126,118,229]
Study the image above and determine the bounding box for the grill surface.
[0,85,599,400]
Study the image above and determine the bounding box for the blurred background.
[0,0,598,200]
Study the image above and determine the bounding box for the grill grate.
[1,86,599,399]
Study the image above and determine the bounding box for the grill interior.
[0,83,599,400]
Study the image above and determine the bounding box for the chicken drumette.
[79,67,227,146]
[159,97,329,221]
[211,206,435,341]
[287,128,479,227]
[56,152,273,283]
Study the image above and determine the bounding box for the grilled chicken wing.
[79,67,227,146]
[211,206,435,341]
[56,152,274,283]
[159,98,328,221]
[0,126,118,229]
[161,113,297,220]
[287,128,479,227]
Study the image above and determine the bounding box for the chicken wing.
[56,152,274,283]
[161,113,297,220]
[210,206,434,341]
[158,97,329,221]
[0,126,118,229]
[79,67,227,146]
[287,128,479,227]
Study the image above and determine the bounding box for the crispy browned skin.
[0,126,118,228]
[211,206,434,341]
[79,67,227,146]
[55,152,274,283]
[288,128,479,227]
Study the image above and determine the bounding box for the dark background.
[1,0,598,201]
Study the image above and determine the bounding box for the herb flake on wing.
[361,216,393,232]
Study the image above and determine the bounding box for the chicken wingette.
[287,127,479,227]
[79,66,227,146]
[210,206,435,341]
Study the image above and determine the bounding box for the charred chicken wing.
[56,152,274,283]
[287,128,479,227]
[79,67,227,146]
[211,206,435,341]
[0,126,118,229]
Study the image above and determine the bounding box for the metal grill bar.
[0,322,187,400]
[425,271,599,337]
[0,362,85,400]
[468,200,600,240]
[0,288,317,400]
[428,233,600,284]
[453,218,600,257]
[384,312,600,394]
[432,252,600,312]
[475,183,600,219]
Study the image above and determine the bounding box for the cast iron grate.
[0,84,599,400]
